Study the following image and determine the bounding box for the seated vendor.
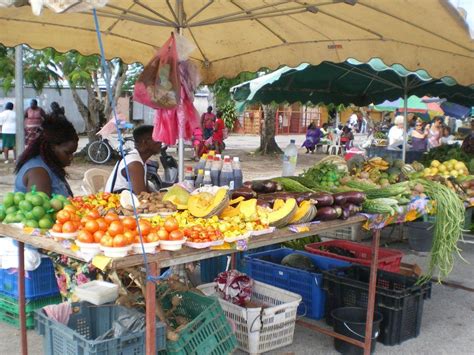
[105,125,162,194]
[15,116,78,197]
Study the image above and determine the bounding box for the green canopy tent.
[231,58,474,161]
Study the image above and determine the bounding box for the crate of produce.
[0,292,61,329]
[244,248,350,320]
[323,265,432,345]
[0,257,59,300]
[198,280,302,354]
[159,290,237,355]
[35,302,166,355]
[304,240,404,272]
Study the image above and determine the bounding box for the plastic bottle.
[203,170,212,186]
[195,153,207,175]
[210,156,221,186]
[232,156,243,189]
[219,157,235,188]
[204,155,213,171]
[184,166,194,189]
[195,169,204,188]
[215,154,223,170]
[282,139,298,176]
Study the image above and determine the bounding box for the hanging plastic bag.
[134,34,180,109]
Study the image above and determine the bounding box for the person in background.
[105,125,162,194]
[192,125,204,161]
[348,112,358,131]
[49,101,65,119]
[0,102,16,163]
[320,123,329,137]
[408,115,418,135]
[387,115,405,147]
[410,118,429,151]
[461,119,474,154]
[24,99,46,147]
[334,124,343,137]
[302,122,322,154]
[201,106,216,140]
[15,116,78,197]
[427,116,444,149]
[440,126,454,145]
[340,126,354,150]
[212,111,225,154]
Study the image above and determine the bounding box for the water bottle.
[210,156,221,186]
[204,155,213,171]
[195,169,204,188]
[215,154,223,170]
[195,153,207,175]
[203,170,212,186]
[184,166,194,189]
[282,139,298,176]
[219,157,235,188]
[232,157,243,189]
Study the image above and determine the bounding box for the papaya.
[267,198,297,227]
[188,188,229,218]
[162,185,190,209]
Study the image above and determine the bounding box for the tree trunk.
[104,61,128,121]
[256,104,282,155]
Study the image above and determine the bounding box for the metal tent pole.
[177,0,185,182]
[402,78,408,163]
[15,45,25,156]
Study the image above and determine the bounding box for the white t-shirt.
[0,110,16,134]
[105,149,147,193]
[387,126,404,146]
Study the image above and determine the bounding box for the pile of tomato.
[51,205,81,234]
[183,225,223,243]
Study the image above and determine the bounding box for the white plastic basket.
[74,280,119,305]
[197,280,301,354]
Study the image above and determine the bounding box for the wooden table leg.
[146,262,159,355]
[18,242,28,355]
[363,229,381,355]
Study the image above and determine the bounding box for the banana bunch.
[363,157,389,172]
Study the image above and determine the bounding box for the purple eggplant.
[231,187,257,200]
[338,191,366,205]
[332,193,348,206]
[315,207,339,221]
[308,193,334,207]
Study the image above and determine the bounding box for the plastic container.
[0,257,59,300]
[184,166,195,190]
[194,153,207,175]
[404,221,434,252]
[75,241,101,257]
[304,240,403,272]
[210,156,221,186]
[160,239,186,251]
[159,289,237,355]
[282,139,298,176]
[99,245,132,258]
[203,170,212,186]
[332,307,383,355]
[0,293,61,329]
[232,156,243,189]
[35,302,166,355]
[132,241,160,254]
[74,281,119,305]
[49,231,79,240]
[185,239,224,249]
[323,265,432,345]
[219,157,234,188]
[244,248,350,320]
[198,280,301,354]
[194,169,204,188]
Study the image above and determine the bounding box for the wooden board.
[0,216,366,270]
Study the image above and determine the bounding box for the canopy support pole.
[402,79,408,163]
[15,45,25,156]
[177,0,185,182]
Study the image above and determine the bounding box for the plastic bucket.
[405,221,434,252]
[331,307,383,355]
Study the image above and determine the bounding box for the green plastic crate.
[0,308,35,329]
[160,290,237,355]
[0,292,61,315]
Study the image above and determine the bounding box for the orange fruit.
[56,210,71,224]
[84,220,99,234]
[108,220,124,237]
[62,221,76,233]
[77,230,94,243]
[122,217,137,230]
[104,212,120,224]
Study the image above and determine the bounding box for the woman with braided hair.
[14,116,79,197]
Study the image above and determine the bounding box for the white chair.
[328,135,344,156]
[82,168,110,194]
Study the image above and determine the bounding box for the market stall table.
[0,215,388,355]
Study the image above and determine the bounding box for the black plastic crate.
[323,265,431,346]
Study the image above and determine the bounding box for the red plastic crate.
[304,240,403,272]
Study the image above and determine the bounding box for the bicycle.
[87,134,135,164]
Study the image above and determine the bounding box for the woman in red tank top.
[24,99,46,147]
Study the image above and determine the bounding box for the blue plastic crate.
[244,248,350,320]
[200,245,278,283]
[0,257,59,300]
[35,302,166,355]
